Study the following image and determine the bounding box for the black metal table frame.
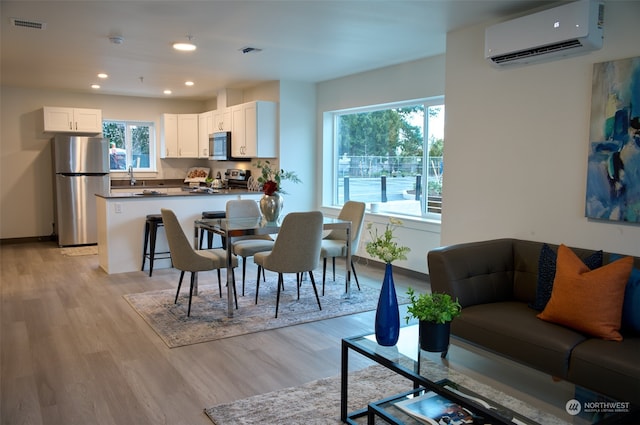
[340,329,514,424]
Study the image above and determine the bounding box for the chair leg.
[175,271,185,303]
[217,269,222,297]
[142,221,150,271]
[309,271,322,312]
[275,273,284,318]
[297,273,301,300]
[149,222,158,277]
[351,259,361,291]
[332,257,336,281]
[255,265,262,304]
[231,268,238,309]
[188,272,196,317]
[322,258,327,296]
[242,257,247,296]
[199,228,204,250]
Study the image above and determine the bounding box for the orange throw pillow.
[537,244,633,341]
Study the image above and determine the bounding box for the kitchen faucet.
[128,165,136,186]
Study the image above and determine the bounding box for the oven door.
[209,132,229,160]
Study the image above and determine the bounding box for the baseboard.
[352,255,429,283]
[0,235,57,245]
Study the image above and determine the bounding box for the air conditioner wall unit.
[485,0,604,67]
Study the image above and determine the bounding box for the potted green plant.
[405,288,461,353]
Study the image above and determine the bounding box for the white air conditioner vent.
[485,0,603,67]
[10,18,47,30]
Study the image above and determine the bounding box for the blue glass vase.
[375,263,400,346]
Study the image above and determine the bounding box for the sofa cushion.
[451,301,587,379]
[568,338,640,405]
[537,245,633,341]
[529,243,603,311]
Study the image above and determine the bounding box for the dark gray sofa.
[427,238,640,405]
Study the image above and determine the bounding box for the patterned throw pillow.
[529,243,603,311]
[537,244,633,341]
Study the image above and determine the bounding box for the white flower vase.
[260,192,283,222]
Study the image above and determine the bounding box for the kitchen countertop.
[99,188,259,199]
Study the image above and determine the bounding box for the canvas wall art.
[586,56,640,223]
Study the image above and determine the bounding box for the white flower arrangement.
[365,218,410,264]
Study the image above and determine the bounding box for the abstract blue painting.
[586,56,640,223]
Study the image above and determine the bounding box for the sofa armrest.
[427,239,517,307]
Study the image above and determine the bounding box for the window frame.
[324,96,444,221]
[103,119,157,173]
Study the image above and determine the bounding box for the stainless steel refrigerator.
[52,136,110,246]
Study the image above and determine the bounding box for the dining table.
[194,215,353,317]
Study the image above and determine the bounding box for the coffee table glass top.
[344,325,633,425]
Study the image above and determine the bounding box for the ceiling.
[1,0,556,101]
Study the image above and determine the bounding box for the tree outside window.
[103,120,154,172]
[333,99,444,218]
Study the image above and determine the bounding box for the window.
[330,97,444,219]
[103,120,155,172]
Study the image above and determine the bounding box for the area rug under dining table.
[124,272,403,348]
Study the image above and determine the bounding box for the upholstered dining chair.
[320,201,366,295]
[160,208,238,317]
[253,211,324,318]
[226,199,275,296]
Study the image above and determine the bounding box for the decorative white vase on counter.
[260,192,283,222]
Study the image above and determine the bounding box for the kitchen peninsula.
[96,189,261,274]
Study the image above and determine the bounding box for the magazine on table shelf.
[395,391,475,425]
[395,381,535,425]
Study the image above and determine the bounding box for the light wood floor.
[1,241,429,425]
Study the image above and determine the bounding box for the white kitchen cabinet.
[230,101,277,158]
[43,106,103,133]
[198,110,214,158]
[178,114,199,157]
[213,108,232,132]
[161,114,179,157]
[161,113,199,158]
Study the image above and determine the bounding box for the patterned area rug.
[204,361,570,425]
[125,273,403,348]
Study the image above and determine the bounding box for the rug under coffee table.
[342,325,634,425]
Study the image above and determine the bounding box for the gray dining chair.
[160,208,238,317]
[253,211,324,318]
[226,199,275,296]
[320,201,366,295]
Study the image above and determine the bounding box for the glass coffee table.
[341,325,636,424]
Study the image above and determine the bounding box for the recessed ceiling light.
[97,73,108,79]
[91,84,100,89]
[173,35,196,52]
[185,81,194,86]
[164,90,172,95]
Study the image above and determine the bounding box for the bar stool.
[141,214,171,277]
[200,210,226,249]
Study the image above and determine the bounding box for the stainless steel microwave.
[209,131,231,160]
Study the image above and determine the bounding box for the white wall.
[442,0,640,257]
[316,55,446,273]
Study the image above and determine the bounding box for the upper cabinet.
[161,113,199,158]
[231,101,277,159]
[43,106,102,134]
[213,108,232,132]
[198,110,214,158]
